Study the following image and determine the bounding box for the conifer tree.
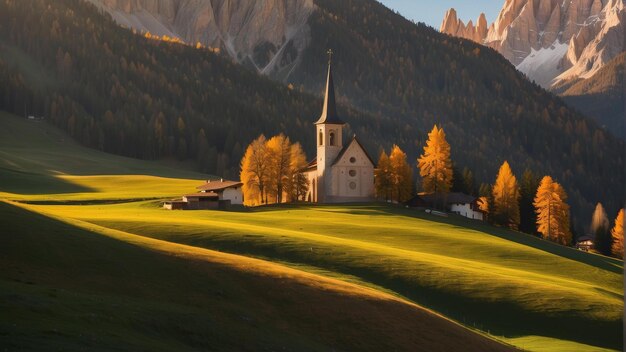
[492,161,520,229]
[592,203,612,255]
[520,169,540,234]
[417,125,452,207]
[611,209,624,259]
[375,150,392,201]
[534,176,571,245]
[389,145,413,202]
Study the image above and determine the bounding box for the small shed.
[183,192,219,210]
[163,200,187,210]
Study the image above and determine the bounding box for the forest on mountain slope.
[557,53,625,139]
[0,0,623,232]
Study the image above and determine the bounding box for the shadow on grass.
[0,167,95,195]
[164,227,623,351]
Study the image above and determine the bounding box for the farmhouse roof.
[315,60,345,125]
[196,179,243,192]
[184,192,219,199]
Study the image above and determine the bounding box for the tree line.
[371,124,624,259]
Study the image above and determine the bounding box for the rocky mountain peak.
[441,0,625,89]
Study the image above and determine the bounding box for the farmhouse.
[163,179,243,210]
[407,192,486,221]
[196,179,243,205]
[303,54,376,203]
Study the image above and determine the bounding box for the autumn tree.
[284,142,309,202]
[240,135,269,206]
[591,203,612,255]
[417,125,452,207]
[375,150,392,201]
[492,161,520,229]
[611,209,624,259]
[266,134,292,204]
[389,145,413,202]
[534,176,571,245]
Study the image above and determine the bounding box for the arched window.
[319,130,323,146]
[329,131,336,146]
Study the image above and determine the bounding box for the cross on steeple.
[315,49,344,125]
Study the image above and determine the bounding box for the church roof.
[315,61,345,125]
[332,135,376,167]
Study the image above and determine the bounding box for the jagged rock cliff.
[88,0,314,79]
[440,0,625,89]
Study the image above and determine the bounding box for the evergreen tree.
[492,161,520,229]
[611,209,624,259]
[417,125,452,208]
[519,169,540,235]
[375,150,392,201]
[534,176,571,245]
[285,142,308,202]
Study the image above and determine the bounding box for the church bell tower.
[315,50,345,203]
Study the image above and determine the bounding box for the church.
[303,54,376,203]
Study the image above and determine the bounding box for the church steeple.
[315,49,345,125]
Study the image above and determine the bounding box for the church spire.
[315,49,345,125]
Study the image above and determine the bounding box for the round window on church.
[349,157,356,163]
[349,170,357,177]
[349,181,357,190]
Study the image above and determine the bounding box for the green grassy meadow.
[1,112,623,351]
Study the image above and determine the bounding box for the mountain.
[87,0,315,80]
[0,0,623,233]
[440,0,625,89]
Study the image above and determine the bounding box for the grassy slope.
[1,200,513,351]
[1,112,623,351]
[32,202,623,351]
[0,112,207,200]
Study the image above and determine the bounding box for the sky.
[377,0,502,29]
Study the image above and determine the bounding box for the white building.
[196,179,244,205]
[303,57,375,203]
[407,192,486,221]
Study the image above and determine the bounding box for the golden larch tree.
[240,135,269,206]
[266,134,292,203]
[389,145,413,202]
[492,161,520,229]
[611,209,624,259]
[533,176,571,245]
[375,150,392,201]
[417,125,453,200]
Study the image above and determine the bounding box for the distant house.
[575,235,594,251]
[196,179,244,205]
[406,192,486,221]
[163,179,243,210]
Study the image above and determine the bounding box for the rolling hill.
[0,111,623,351]
[0,0,623,232]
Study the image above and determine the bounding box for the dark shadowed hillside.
[557,53,625,139]
[0,0,623,231]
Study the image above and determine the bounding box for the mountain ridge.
[440,0,625,89]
